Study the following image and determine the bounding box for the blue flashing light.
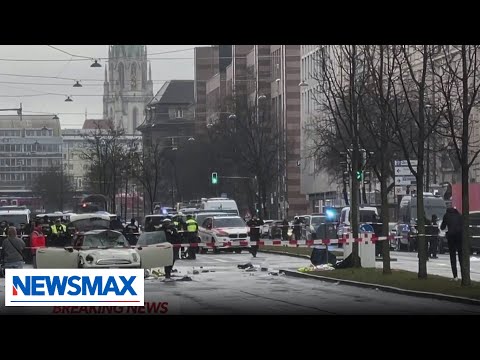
[325,209,336,219]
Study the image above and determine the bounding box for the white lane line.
[212,258,229,263]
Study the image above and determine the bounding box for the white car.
[36,213,173,270]
[198,216,250,254]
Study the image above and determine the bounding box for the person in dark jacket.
[110,216,124,231]
[2,227,26,269]
[429,214,440,259]
[441,207,463,280]
[160,219,179,279]
[144,217,155,232]
[293,216,303,240]
[247,215,264,257]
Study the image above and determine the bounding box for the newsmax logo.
[5,269,144,306]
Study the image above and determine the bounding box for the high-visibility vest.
[51,224,66,235]
[186,219,198,233]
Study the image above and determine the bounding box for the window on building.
[118,62,125,89]
[131,63,137,90]
[175,109,183,118]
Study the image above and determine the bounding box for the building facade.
[299,45,342,213]
[0,115,63,191]
[103,45,154,135]
[196,44,309,218]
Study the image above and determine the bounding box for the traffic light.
[356,170,363,181]
[211,172,218,185]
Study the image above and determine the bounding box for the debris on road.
[177,276,193,281]
[238,263,253,269]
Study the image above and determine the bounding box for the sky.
[0,45,200,128]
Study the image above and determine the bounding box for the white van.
[200,198,239,215]
[337,206,379,237]
[0,209,31,228]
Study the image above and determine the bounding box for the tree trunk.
[416,141,427,279]
[350,45,361,268]
[378,45,391,274]
[461,45,471,286]
[461,163,471,285]
[380,156,391,274]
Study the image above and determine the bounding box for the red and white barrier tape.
[0,233,406,251]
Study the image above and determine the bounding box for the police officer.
[41,216,52,243]
[50,218,67,246]
[293,216,303,240]
[185,214,199,260]
[160,218,179,279]
[124,218,139,245]
[247,215,264,257]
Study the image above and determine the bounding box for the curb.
[279,269,480,306]
[258,249,344,260]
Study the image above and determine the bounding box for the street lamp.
[206,122,213,129]
[90,59,102,68]
[188,137,195,141]
[258,94,267,101]
[73,81,82,88]
[65,96,73,102]
[52,115,59,120]
[299,80,308,87]
[228,114,237,120]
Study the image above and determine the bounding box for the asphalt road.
[1,251,480,315]
[378,250,480,281]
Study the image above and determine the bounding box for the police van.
[200,198,239,216]
[397,192,447,251]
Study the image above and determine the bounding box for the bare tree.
[133,140,167,214]
[80,121,128,212]
[386,45,441,278]
[309,45,368,268]
[32,166,74,212]
[430,45,480,286]
[215,95,282,219]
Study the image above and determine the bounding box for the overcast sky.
[0,45,200,128]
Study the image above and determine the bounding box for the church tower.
[103,45,154,134]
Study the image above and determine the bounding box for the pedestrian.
[440,207,464,281]
[30,222,46,268]
[110,215,124,231]
[293,216,303,240]
[1,227,26,269]
[124,218,139,245]
[160,218,179,279]
[247,215,263,257]
[0,220,8,236]
[429,214,439,259]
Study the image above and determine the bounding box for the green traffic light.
[356,171,363,181]
[211,172,218,185]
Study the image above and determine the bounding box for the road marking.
[212,258,229,263]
